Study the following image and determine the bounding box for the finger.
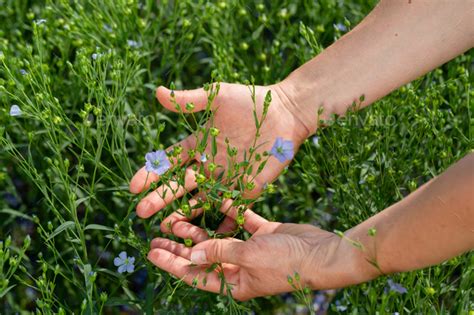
[148,248,224,294]
[240,175,264,200]
[157,86,215,113]
[150,237,241,273]
[129,136,196,194]
[190,238,244,265]
[160,196,204,233]
[136,167,198,218]
[150,237,193,259]
[167,221,209,244]
[216,216,238,234]
[218,199,269,234]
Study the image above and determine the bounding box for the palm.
[130,83,309,218]
[208,84,306,194]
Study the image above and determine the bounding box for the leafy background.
[0,0,472,313]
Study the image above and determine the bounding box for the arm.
[277,0,474,135]
[131,0,473,218]
[147,154,474,300]
[332,153,474,287]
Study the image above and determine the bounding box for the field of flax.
[0,0,472,314]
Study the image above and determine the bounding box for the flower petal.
[275,152,286,163]
[119,251,127,260]
[145,160,155,172]
[113,257,123,266]
[126,263,135,273]
[10,105,22,117]
[145,152,154,163]
[117,264,127,274]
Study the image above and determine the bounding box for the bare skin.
[131,0,474,300]
[147,154,474,301]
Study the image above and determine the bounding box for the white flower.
[10,105,22,117]
[312,136,319,146]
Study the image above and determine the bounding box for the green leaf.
[0,284,16,298]
[256,160,267,175]
[211,135,217,157]
[84,224,114,232]
[0,209,33,220]
[74,196,90,207]
[46,221,75,241]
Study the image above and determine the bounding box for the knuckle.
[207,241,223,262]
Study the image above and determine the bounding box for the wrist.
[272,78,323,139]
[307,231,381,290]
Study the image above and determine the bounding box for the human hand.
[129,82,311,219]
[147,199,373,301]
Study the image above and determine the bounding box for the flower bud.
[294,272,300,282]
[425,287,436,295]
[100,292,108,303]
[185,102,195,111]
[181,204,190,216]
[23,235,31,248]
[208,162,217,172]
[5,235,11,248]
[236,214,245,226]
[81,299,87,311]
[195,173,206,184]
[184,238,193,247]
[210,127,220,137]
[245,182,255,191]
[240,42,249,50]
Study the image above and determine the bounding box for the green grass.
[0,0,472,313]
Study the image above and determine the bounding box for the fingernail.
[191,250,207,264]
[147,250,156,261]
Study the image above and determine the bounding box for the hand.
[129,82,311,219]
[146,199,365,301]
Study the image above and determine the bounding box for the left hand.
[129,82,310,220]
[147,199,365,301]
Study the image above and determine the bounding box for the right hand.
[147,200,359,301]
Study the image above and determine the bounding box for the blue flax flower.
[145,150,171,175]
[270,137,294,163]
[114,251,135,274]
[387,279,408,294]
[35,19,47,25]
[127,40,142,48]
[10,105,22,117]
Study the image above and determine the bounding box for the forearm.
[277,0,474,135]
[342,153,474,284]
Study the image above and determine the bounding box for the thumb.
[156,85,212,113]
[190,239,244,265]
